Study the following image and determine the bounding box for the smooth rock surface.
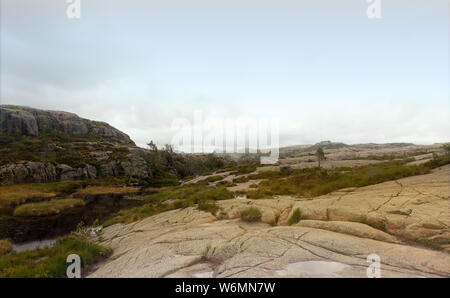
[89,207,450,278]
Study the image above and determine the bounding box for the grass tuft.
[197,200,219,215]
[240,207,262,222]
[288,208,302,225]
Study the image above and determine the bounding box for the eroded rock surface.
[89,166,450,278]
[89,207,449,278]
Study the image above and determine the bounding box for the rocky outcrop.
[0,158,154,185]
[0,106,159,184]
[0,108,39,136]
[0,105,133,144]
[0,162,98,184]
[119,148,153,179]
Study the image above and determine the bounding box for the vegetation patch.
[240,207,262,222]
[145,166,179,187]
[0,181,85,215]
[0,179,136,215]
[0,132,130,168]
[0,239,12,255]
[13,199,85,217]
[288,208,302,225]
[233,176,250,183]
[246,189,275,199]
[73,186,139,197]
[216,180,235,187]
[204,175,224,183]
[250,157,449,198]
[247,170,289,180]
[0,236,111,277]
[197,200,219,215]
[104,184,233,226]
[231,163,258,175]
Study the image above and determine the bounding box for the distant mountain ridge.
[278,141,418,158]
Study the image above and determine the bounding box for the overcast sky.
[1,0,448,148]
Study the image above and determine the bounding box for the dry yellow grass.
[0,184,56,212]
[0,239,13,255]
[13,198,85,217]
[73,186,139,197]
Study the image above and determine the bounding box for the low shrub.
[197,200,219,215]
[232,163,258,175]
[246,189,274,199]
[216,180,234,187]
[280,166,293,175]
[288,208,301,225]
[233,176,250,184]
[204,175,224,183]
[240,207,262,222]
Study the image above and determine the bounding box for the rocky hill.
[0,105,232,185]
[0,105,133,144]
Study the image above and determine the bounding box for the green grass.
[0,236,111,277]
[247,157,449,199]
[240,207,262,222]
[216,180,235,187]
[231,163,258,175]
[288,208,302,225]
[197,200,219,215]
[103,184,233,226]
[145,166,180,187]
[423,154,450,169]
[13,199,86,217]
[347,151,431,161]
[72,186,139,197]
[204,175,224,183]
[232,176,250,183]
[247,170,289,180]
[0,132,131,168]
[246,189,275,199]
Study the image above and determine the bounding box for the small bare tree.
[316,147,326,168]
[147,140,158,152]
[164,144,174,154]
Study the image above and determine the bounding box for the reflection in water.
[12,239,57,253]
[276,261,352,277]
